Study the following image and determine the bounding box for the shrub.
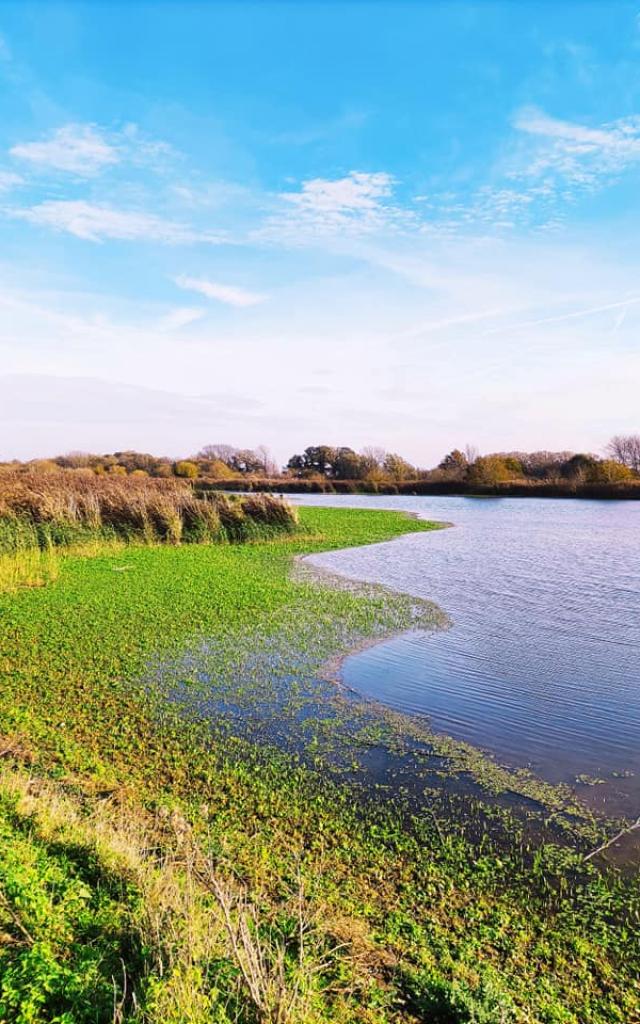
[588,459,633,484]
[174,460,199,479]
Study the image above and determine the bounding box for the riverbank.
[200,477,640,499]
[1,507,638,1023]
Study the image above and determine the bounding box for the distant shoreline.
[199,478,640,500]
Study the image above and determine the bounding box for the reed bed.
[0,471,298,590]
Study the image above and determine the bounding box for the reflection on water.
[293,495,640,813]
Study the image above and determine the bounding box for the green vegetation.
[0,506,639,1022]
[4,432,640,498]
[0,471,299,592]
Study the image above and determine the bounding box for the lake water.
[292,495,640,815]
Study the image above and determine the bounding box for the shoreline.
[291,517,640,854]
[2,505,639,1020]
[290,541,621,840]
[200,479,640,501]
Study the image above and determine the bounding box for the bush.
[588,459,634,484]
[174,460,199,479]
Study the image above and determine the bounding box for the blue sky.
[1,1,639,464]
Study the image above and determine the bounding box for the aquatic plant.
[0,507,638,1022]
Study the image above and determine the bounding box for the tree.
[467,455,515,486]
[606,434,640,473]
[112,450,162,474]
[503,456,524,475]
[560,453,597,481]
[230,449,264,474]
[513,451,575,479]
[359,447,387,481]
[197,444,238,466]
[286,453,307,477]
[255,445,279,477]
[286,446,336,477]
[588,459,633,484]
[359,446,387,477]
[332,447,366,479]
[56,451,91,469]
[383,453,416,482]
[464,444,479,466]
[438,449,468,474]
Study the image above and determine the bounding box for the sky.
[1,1,639,466]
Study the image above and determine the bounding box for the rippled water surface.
[293,495,640,812]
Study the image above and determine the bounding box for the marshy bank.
[291,493,640,820]
[0,498,639,1023]
[0,470,299,590]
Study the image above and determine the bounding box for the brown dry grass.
[0,763,349,1024]
[0,471,299,591]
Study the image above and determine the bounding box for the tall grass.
[0,471,299,590]
[0,763,338,1024]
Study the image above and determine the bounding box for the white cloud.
[158,306,206,331]
[175,274,266,307]
[0,170,22,193]
[511,106,640,187]
[10,123,119,176]
[119,122,175,168]
[9,121,176,177]
[1,231,639,465]
[258,171,408,243]
[283,171,394,215]
[10,200,218,243]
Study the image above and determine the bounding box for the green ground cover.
[0,507,638,1023]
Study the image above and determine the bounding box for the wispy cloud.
[511,106,640,188]
[10,123,120,176]
[0,170,22,193]
[258,171,412,244]
[158,306,206,331]
[281,171,395,231]
[283,171,394,215]
[416,108,640,232]
[175,274,266,307]
[10,200,221,243]
[9,121,175,177]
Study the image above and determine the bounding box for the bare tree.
[197,444,238,465]
[606,434,640,473]
[464,443,479,465]
[361,446,386,468]
[255,444,279,477]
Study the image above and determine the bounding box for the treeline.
[285,441,639,486]
[2,434,639,496]
[0,444,278,482]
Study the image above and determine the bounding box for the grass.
[0,472,299,592]
[0,506,639,1023]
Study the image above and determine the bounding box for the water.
[292,495,640,814]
